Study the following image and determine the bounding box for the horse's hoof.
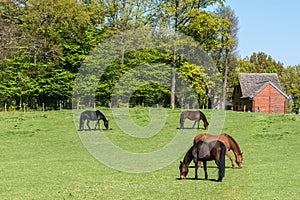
[217,177,223,182]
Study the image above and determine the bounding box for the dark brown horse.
[79,110,109,131]
[179,140,226,182]
[180,110,209,130]
[194,133,243,168]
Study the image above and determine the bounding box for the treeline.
[0,0,299,112]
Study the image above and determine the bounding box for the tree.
[157,0,225,109]
[213,6,239,109]
[281,65,300,113]
[0,0,28,63]
[182,6,238,108]
[0,0,105,110]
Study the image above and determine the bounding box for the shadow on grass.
[177,127,206,130]
[78,128,113,131]
[175,177,221,182]
[188,166,233,169]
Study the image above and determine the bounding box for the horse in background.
[79,110,109,131]
[179,140,226,182]
[194,133,243,168]
[180,110,209,130]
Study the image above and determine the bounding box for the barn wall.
[232,85,253,111]
[253,85,286,114]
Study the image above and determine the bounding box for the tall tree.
[182,6,238,108]
[213,6,239,109]
[157,0,225,109]
[0,0,28,63]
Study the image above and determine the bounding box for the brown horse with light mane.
[194,133,243,168]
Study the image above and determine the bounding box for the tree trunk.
[171,67,176,109]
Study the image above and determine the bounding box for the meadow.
[0,108,299,199]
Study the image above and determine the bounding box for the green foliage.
[238,52,284,74]
[1,0,299,111]
[281,65,300,113]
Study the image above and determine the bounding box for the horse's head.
[236,152,243,168]
[179,161,189,179]
[104,120,109,130]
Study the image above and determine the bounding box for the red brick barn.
[232,73,288,114]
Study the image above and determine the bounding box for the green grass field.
[0,108,299,199]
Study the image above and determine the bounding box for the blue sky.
[225,0,300,66]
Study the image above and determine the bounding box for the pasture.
[0,108,299,199]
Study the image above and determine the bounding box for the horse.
[179,140,226,182]
[194,133,243,168]
[180,110,209,130]
[79,110,109,131]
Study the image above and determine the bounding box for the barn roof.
[239,73,288,98]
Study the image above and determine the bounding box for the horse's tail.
[219,142,226,180]
[79,113,85,130]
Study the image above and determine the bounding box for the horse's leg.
[194,159,198,180]
[217,165,225,182]
[215,160,223,182]
[203,161,208,180]
[216,145,226,182]
[226,150,235,168]
[97,120,100,130]
[197,120,200,129]
[214,158,222,181]
[180,118,184,129]
[79,119,83,130]
[192,121,197,129]
[87,120,91,130]
[216,159,225,182]
[94,120,100,130]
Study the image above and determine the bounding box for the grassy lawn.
[0,109,299,199]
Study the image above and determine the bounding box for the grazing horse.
[179,140,226,182]
[194,133,243,168]
[79,110,109,131]
[180,110,209,130]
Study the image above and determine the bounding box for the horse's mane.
[183,146,194,165]
[96,110,108,121]
[223,133,242,153]
[199,110,208,121]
